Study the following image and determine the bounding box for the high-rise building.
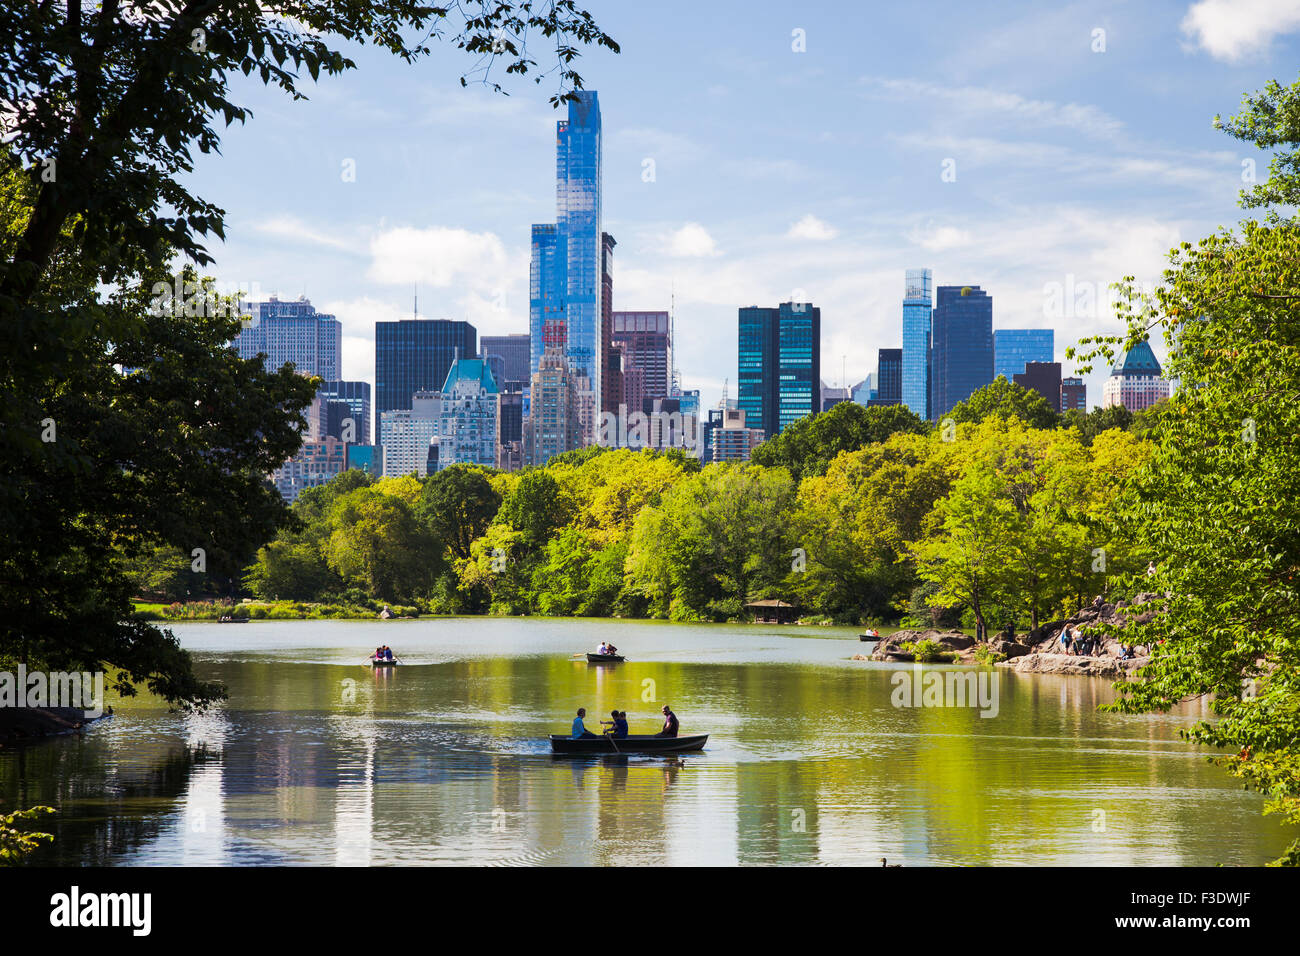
[271,436,347,503]
[1013,361,1063,412]
[1060,376,1087,411]
[611,311,672,414]
[1102,341,1171,411]
[851,374,878,406]
[901,269,932,419]
[374,318,476,444]
[820,383,851,412]
[600,232,620,418]
[710,407,765,462]
[930,285,993,418]
[529,91,603,438]
[234,295,341,379]
[379,408,439,478]
[318,380,372,446]
[876,348,902,405]
[994,329,1054,381]
[434,359,499,470]
[737,302,821,437]
[480,334,531,389]
[525,348,584,465]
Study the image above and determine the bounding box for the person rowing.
[600,709,629,739]
[654,704,679,738]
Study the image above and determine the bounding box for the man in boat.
[571,708,597,739]
[383,646,394,661]
[654,705,679,738]
[613,710,629,738]
[597,641,609,656]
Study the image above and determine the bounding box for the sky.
[192,0,1300,410]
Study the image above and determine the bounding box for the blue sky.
[195,0,1300,409]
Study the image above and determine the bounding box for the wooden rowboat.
[586,652,624,663]
[369,658,397,667]
[549,733,707,754]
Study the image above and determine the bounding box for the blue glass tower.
[529,91,603,417]
[930,285,993,418]
[901,268,932,419]
[737,302,821,437]
[993,329,1053,381]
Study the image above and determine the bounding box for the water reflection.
[1,618,1294,866]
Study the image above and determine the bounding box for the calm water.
[2,618,1292,866]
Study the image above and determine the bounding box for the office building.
[1060,377,1087,412]
[710,407,765,462]
[379,408,440,478]
[234,295,341,380]
[1013,361,1063,412]
[374,318,476,444]
[737,302,821,437]
[877,348,902,405]
[480,334,531,389]
[271,436,347,503]
[852,374,877,406]
[901,268,932,419]
[318,380,372,446]
[612,311,672,414]
[1102,341,1171,412]
[433,358,500,470]
[930,285,993,418]
[994,329,1054,381]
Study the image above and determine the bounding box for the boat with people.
[586,652,624,663]
[549,733,708,754]
[368,645,398,666]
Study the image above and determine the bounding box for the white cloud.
[861,77,1125,140]
[253,216,361,253]
[665,222,720,258]
[787,214,838,241]
[366,226,515,288]
[1181,0,1300,61]
[907,224,971,252]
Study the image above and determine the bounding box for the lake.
[2,617,1292,865]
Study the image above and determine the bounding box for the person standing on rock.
[1059,626,1073,656]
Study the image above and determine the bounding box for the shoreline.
[0,707,113,748]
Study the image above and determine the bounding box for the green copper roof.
[1110,340,1162,377]
[441,358,499,393]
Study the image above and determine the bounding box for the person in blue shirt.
[613,711,629,738]
[571,708,596,739]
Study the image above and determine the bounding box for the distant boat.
[586,652,624,663]
[217,617,249,623]
[549,734,707,754]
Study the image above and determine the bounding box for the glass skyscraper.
[930,285,993,418]
[994,329,1054,381]
[529,91,603,432]
[737,302,821,437]
[901,269,932,419]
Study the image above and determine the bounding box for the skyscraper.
[1102,341,1171,411]
[876,348,902,405]
[435,358,500,470]
[318,380,372,446]
[611,311,671,414]
[901,269,932,419]
[525,348,584,465]
[480,334,531,388]
[529,91,604,437]
[234,295,341,380]
[994,329,1054,381]
[737,302,821,437]
[600,232,620,419]
[374,318,476,444]
[930,285,993,418]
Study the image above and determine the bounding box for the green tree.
[945,376,1059,430]
[325,486,442,601]
[1075,72,1300,864]
[499,470,572,549]
[418,465,502,561]
[750,401,927,480]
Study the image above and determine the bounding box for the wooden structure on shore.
[746,598,798,624]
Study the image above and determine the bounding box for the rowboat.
[549,734,708,754]
[586,652,624,663]
[369,658,397,667]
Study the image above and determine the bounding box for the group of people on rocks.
[1057,625,1145,659]
[570,705,678,739]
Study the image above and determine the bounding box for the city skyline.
[195,3,1297,411]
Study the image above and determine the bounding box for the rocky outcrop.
[867,629,1030,664]
[998,593,1162,676]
